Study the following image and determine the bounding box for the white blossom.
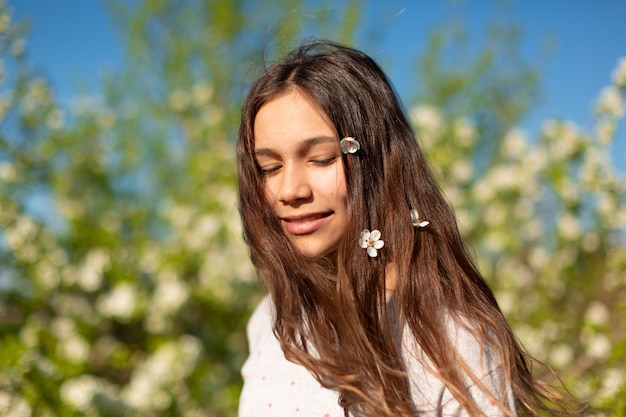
[359,229,384,258]
[595,119,615,145]
[0,391,32,417]
[584,301,610,327]
[185,214,219,251]
[483,203,506,227]
[78,249,109,292]
[450,159,473,183]
[4,216,37,251]
[551,122,581,158]
[549,343,574,369]
[586,334,611,359]
[410,209,429,228]
[502,128,527,158]
[50,316,77,339]
[452,117,476,146]
[57,334,90,363]
[611,56,626,88]
[557,213,581,241]
[122,336,201,410]
[97,283,137,321]
[484,230,507,253]
[595,85,624,118]
[153,277,190,314]
[602,368,625,397]
[0,391,10,412]
[410,104,444,146]
[528,247,549,270]
[472,178,495,202]
[521,148,548,175]
[489,165,521,190]
[60,375,100,411]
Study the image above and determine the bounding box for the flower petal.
[367,246,378,257]
[373,239,384,249]
[370,229,381,241]
[340,137,361,154]
[419,221,430,228]
[359,229,370,248]
[410,209,419,225]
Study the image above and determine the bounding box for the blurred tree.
[1,0,624,416]
[409,17,626,415]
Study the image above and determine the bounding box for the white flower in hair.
[340,137,360,154]
[410,209,429,228]
[359,229,384,257]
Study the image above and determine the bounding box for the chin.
[295,242,339,260]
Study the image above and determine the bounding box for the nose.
[277,164,312,205]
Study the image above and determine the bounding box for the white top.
[239,296,516,416]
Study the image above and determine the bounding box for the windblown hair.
[237,40,580,416]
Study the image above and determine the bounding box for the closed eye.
[259,165,281,176]
[311,155,338,166]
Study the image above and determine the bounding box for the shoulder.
[239,295,346,416]
[400,314,516,416]
[245,295,274,351]
[446,315,499,377]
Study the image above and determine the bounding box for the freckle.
[489,399,496,405]
[268,403,272,408]
[261,376,266,380]
[290,381,296,385]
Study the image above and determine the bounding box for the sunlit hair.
[237,40,580,416]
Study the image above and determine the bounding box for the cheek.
[330,160,348,199]
[262,181,276,205]
[335,169,348,202]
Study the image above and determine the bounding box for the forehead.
[253,90,335,148]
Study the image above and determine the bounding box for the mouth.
[281,212,332,235]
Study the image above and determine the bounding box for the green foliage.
[1,0,624,415]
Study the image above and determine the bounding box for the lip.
[281,212,332,235]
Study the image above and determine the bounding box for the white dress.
[239,296,516,417]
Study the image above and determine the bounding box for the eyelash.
[312,155,337,166]
[259,155,337,176]
[260,166,280,176]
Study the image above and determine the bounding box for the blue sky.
[11,0,626,160]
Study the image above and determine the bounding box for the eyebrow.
[254,136,337,158]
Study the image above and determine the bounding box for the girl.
[236,40,578,417]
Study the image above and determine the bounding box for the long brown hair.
[237,40,580,416]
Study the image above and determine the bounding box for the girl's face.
[253,90,349,258]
